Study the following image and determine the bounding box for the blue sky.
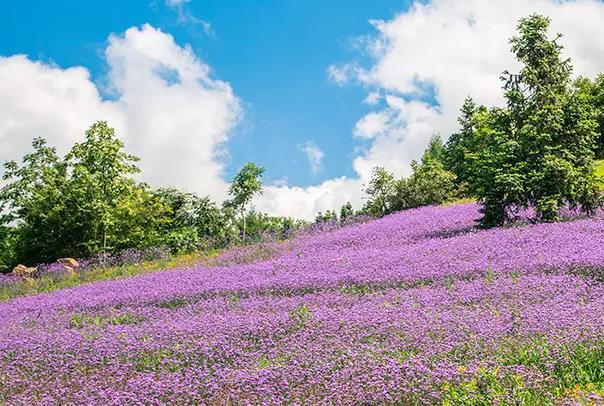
[3,0,604,219]
[2,0,408,187]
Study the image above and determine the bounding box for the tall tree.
[227,162,264,242]
[362,166,396,217]
[0,138,72,263]
[470,15,601,226]
[339,202,354,220]
[67,121,142,258]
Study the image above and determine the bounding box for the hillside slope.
[1,203,603,404]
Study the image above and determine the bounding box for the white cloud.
[353,111,389,139]
[342,0,604,179]
[363,91,381,105]
[254,177,363,220]
[299,140,324,176]
[0,24,240,201]
[164,0,213,36]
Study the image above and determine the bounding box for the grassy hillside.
[0,203,603,404]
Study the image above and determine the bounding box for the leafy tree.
[314,210,338,224]
[0,225,17,273]
[339,202,354,220]
[445,97,485,185]
[575,74,604,158]
[242,211,305,241]
[0,122,172,266]
[593,74,604,158]
[422,135,446,164]
[405,159,459,208]
[227,162,264,242]
[66,121,144,258]
[362,166,397,217]
[470,15,601,226]
[152,188,237,252]
[0,138,72,264]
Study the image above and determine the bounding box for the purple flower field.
[1,203,604,404]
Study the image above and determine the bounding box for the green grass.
[0,250,217,302]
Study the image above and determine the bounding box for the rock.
[57,258,79,268]
[12,264,38,279]
[63,266,77,277]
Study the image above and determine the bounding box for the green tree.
[154,188,237,251]
[0,225,17,273]
[362,166,396,217]
[227,162,264,242]
[0,122,172,266]
[471,15,601,226]
[314,210,338,224]
[405,159,458,208]
[445,97,485,185]
[0,138,72,264]
[66,121,143,258]
[575,74,604,158]
[339,202,354,220]
[422,135,446,164]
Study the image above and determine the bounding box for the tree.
[0,225,17,273]
[66,121,143,259]
[405,159,459,208]
[314,210,338,224]
[339,202,354,220]
[422,135,446,164]
[0,137,72,264]
[445,97,483,184]
[227,162,264,242]
[470,15,601,227]
[0,122,172,267]
[362,166,397,217]
[575,74,604,158]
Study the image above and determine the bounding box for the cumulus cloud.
[299,141,324,176]
[0,24,240,201]
[254,177,364,220]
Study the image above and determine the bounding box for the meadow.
[0,202,603,404]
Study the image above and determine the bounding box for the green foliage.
[575,74,604,159]
[361,142,460,218]
[0,122,171,266]
[226,162,265,242]
[240,210,304,242]
[442,339,604,405]
[362,166,397,217]
[70,312,146,329]
[315,210,338,224]
[153,188,236,252]
[462,15,601,227]
[339,202,354,220]
[0,225,17,273]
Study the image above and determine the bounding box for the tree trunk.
[241,206,246,243]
